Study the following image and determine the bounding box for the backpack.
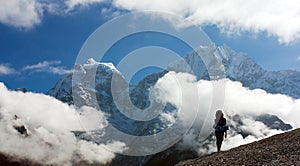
[215,125,229,132]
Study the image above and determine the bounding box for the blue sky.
[0,0,300,93]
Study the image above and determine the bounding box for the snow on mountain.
[218,45,300,99]
[48,58,119,104]
[48,58,179,165]
[178,44,300,98]
[48,58,173,137]
[252,70,300,99]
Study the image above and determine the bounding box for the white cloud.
[23,60,72,75]
[2,0,300,43]
[112,0,300,44]
[101,7,122,18]
[0,82,126,165]
[23,61,61,70]
[0,64,16,75]
[0,0,43,29]
[298,56,300,61]
[65,0,106,11]
[156,72,300,128]
[0,0,108,28]
[48,66,73,75]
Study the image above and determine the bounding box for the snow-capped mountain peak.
[86,58,99,65]
[48,59,121,104]
[82,58,117,71]
[174,44,299,98]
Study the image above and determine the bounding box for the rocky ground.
[176,128,300,166]
[0,153,40,166]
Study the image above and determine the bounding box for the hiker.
[213,110,228,152]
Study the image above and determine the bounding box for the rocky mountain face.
[47,44,297,165]
[48,58,177,166]
[219,45,300,99]
[169,44,300,98]
[255,114,292,131]
[176,128,300,166]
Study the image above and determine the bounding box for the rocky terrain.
[0,152,107,166]
[0,153,40,166]
[176,128,300,166]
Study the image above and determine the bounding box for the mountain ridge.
[48,44,300,99]
[182,44,300,98]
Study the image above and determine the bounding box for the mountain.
[48,44,300,102]
[168,44,300,98]
[176,128,300,165]
[48,44,300,107]
[48,58,172,138]
[255,114,292,131]
[48,58,178,166]
[47,44,297,165]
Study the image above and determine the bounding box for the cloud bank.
[0,0,300,44]
[112,0,300,44]
[0,82,126,165]
[1,0,300,43]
